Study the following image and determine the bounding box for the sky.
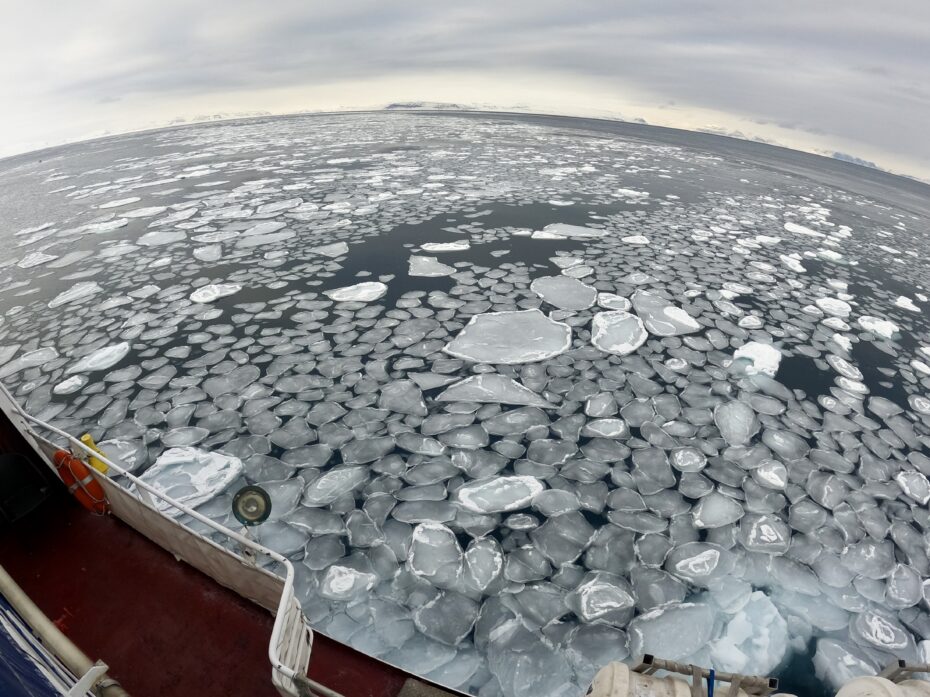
[1,1,929,179]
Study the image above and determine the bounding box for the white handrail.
[0,383,308,689]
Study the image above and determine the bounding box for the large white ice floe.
[784,221,825,237]
[310,241,349,257]
[435,374,552,407]
[533,223,607,239]
[530,276,596,310]
[52,375,88,395]
[190,283,242,303]
[421,241,470,252]
[815,297,852,318]
[48,282,102,309]
[137,447,243,516]
[591,311,648,356]
[193,245,223,262]
[732,341,782,377]
[443,310,571,364]
[454,476,545,513]
[139,230,187,246]
[66,342,130,374]
[98,196,140,209]
[857,315,899,339]
[324,282,388,302]
[631,291,700,336]
[17,252,57,268]
[409,255,455,277]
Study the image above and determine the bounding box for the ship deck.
[0,477,412,697]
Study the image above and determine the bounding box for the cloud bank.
[1,1,928,177]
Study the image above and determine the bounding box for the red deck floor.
[0,483,409,697]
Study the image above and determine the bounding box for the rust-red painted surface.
[0,485,409,697]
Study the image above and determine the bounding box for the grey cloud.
[1,1,928,174]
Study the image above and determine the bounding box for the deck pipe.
[0,563,131,697]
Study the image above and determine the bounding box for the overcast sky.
[2,1,929,178]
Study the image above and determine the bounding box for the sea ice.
[0,347,59,379]
[48,282,102,309]
[310,241,349,257]
[138,230,186,246]
[813,639,879,690]
[732,342,782,377]
[302,467,369,506]
[628,603,716,662]
[597,293,631,311]
[443,310,571,364]
[421,241,470,252]
[320,562,378,601]
[530,276,597,310]
[407,522,463,588]
[631,291,701,336]
[413,591,479,645]
[666,542,734,586]
[17,252,57,268]
[52,375,88,395]
[408,255,455,277]
[193,244,223,262]
[714,400,759,445]
[98,196,140,209]
[66,342,130,374]
[237,230,294,248]
[669,447,706,472]
[378,380,428,416]
[121,206,167,218]
[565,571,635,625]
[137,447,243,516]
[324,282,388,302]
[692,492,744,528]
[850,609,916,657]
[96,439,146,472]
[163,427,210,447]
[784,221,825,237]
[463,538,503,592]
[815,297,852,318]
[455,476,544,513]
[536,223,608,239]
[710,592,788,674]
[894,296,920,312]
[591,311,648,356]
[858,315,898,339]
[190,283,242,303]
[738,514,790,553]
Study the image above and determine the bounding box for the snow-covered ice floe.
[137,447,243,516]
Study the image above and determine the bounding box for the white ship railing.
[0,383,335,697]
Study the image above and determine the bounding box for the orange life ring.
[53,450,108,514]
